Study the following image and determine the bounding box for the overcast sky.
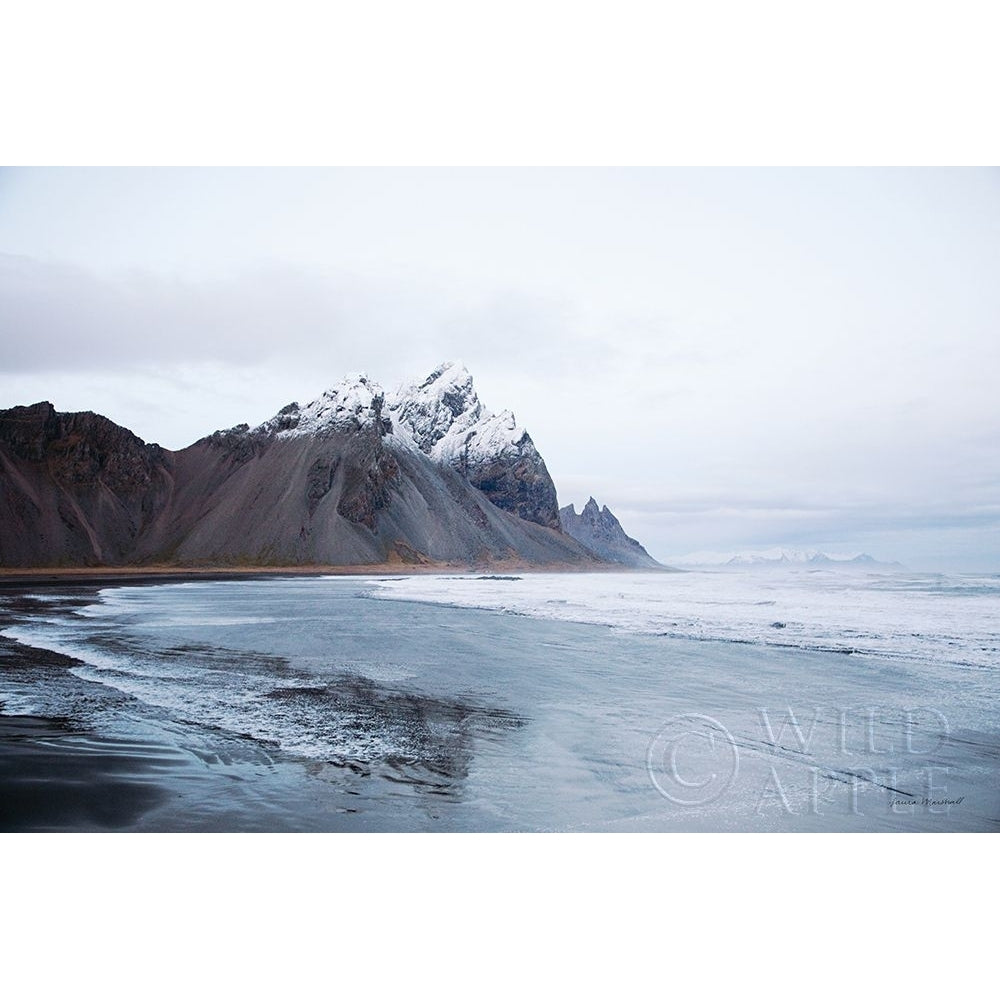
[1,167,998,570]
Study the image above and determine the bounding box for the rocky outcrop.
[0,402,173,566]
[387,362,561,529]
[559,497,664,569]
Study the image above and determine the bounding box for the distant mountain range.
[0,362,659,571]
[666,548,903,570]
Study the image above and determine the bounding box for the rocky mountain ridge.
[0,401,174,566]
[386,363,560,529]
[0,364,650,570]
[559,497,664,570]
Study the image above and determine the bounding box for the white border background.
[4,0,1000,165]
[3,1,998,995]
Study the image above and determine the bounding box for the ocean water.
[0,571,997,831]
[370,569,1000,670]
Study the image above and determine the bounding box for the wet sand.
[0,714,177,832]
[0,583,520,833]
[0,615,176,832]
[0,559,632,591]
[4,574,994,832]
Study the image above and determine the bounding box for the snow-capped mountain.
[666,548,902,570]
[231,361,561,529]
[0,363,606,569]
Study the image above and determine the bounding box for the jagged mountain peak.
[389,360,488,453]
[387,362,557,528]
[417,359,473,393]
[571,497,619,527]
[559,497,663,570]
[207,361,559,529]
[253,372,388,438]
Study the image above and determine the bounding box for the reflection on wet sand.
[0,715,176,831]
[269,673,524,798]
[1,588,527,829]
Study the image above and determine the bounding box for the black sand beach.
[0,580,519,832]
[2,574,997,833]
[0,616,176,832]
[0,714,174,832]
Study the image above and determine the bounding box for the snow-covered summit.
[254,373,387,437]
[386,360,531,468]
[389,361,482,447]
[229,361,560,527]
[246,361,533,461]
[388,361,559,527]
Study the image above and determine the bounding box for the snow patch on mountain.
[250,362,534,464]
[385,361,561,528]
[231,360,560,529]
[385,360,531,467]
[254,373,387,437]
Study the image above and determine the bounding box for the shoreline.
[0,624,176,832]
[1,572,996,832]
[0,560,664,589]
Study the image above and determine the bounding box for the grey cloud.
[1,253,408,373]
